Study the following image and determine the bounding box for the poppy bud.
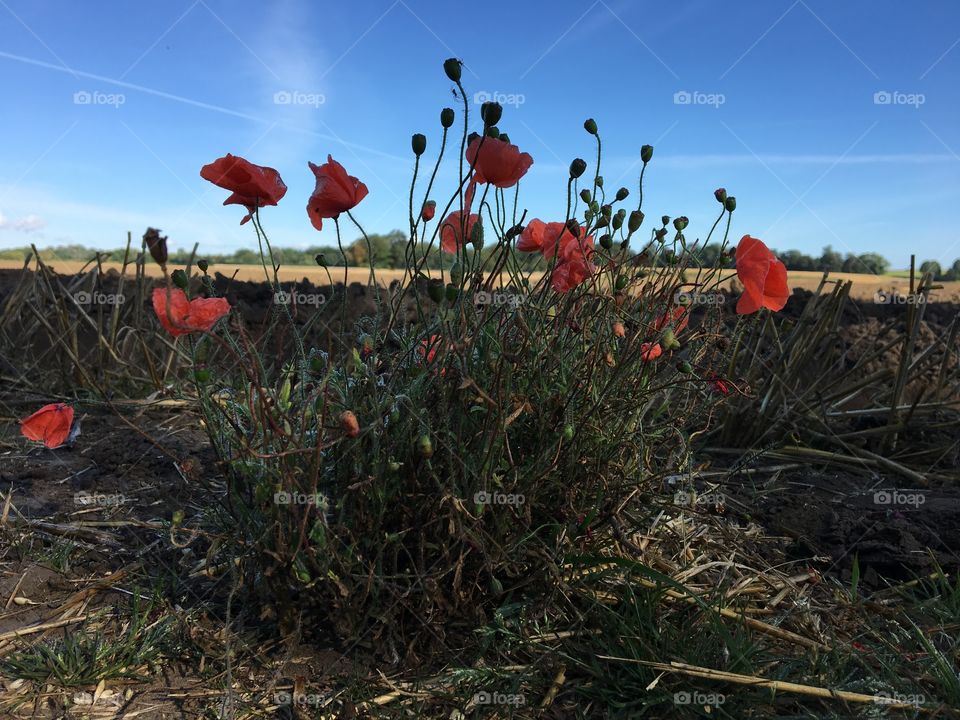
[595,175,604,187]
[724,196,737,212]
[580,189,592,203]
[565,219,581,236]
[445,284,459,303]
[144,227,168,267]
[615,276,630,291]
[601,204,612,217]
[427,280,444,303]
[569,158,587,179]
[339,410,360,438]
[594,215,609,229]
[662,329,680,350]
[315,253,327,267]
[171,269,189,289]
[498,132,511,143]
[411,133,427,156]
[590,201,600,214]
[194,368,210,383]
[469,219,484,249]
[505,223,523,240]
[628,210,644,233]
[673,216,689,231]
[418,434,434,458]
[714,187,727,204]
[388,460,401,473]
[679,360,693,373]
[655,228,668,242]
[450,262,463,284]
[661,215,670,227]
[484,126,500,139]
[615,187,629,201]
[583,118,598,135]
[600,234,613,249]
[640,144,653,163]
[612,211,624,230]
[421,201,436,222]
[480,101,502,126]
[562,424,574,441]
[310,356,325,373]
[443,58,462,83]
[440,107,455,128]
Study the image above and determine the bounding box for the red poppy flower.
[152,287,230,337]
[339,410,360,438]
[440,180,480,254]
[550,254,596,293]
[707,375,730,395]
[307,155,369,231]
[200,154,287,225]
[466,135,533,188]
[654,307,689,334]
[517,218,549,253]
[734,235,789,314]
[640,342,663,361]
[21,403,74,449]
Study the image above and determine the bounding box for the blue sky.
[1,0,958,267]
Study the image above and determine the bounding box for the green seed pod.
[583,118,598,135]
[595,175,604,187]
[197,259,209,273]
[725,196,737,212]
[443,58,462,82]
[615,187,629,202]
[580,189,592,203]
[418,434,434,458]
[411,133,427,156]
[171,269,188,289]
[315,253,327,267]
[640,144,654,163]
[679,361,693,373]
[569,158,587,179]
[628,210,644,233]
[599,234,613,250]
[480,101,503,126]
[427,280,445,303]
[440,107,455,128]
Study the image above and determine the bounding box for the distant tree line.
[3,235,960,280]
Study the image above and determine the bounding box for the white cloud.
[0,210,47,233]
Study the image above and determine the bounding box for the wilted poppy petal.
[21,403,74,448]
[152,287,230,337]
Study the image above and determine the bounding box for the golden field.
[2,259,958,302]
